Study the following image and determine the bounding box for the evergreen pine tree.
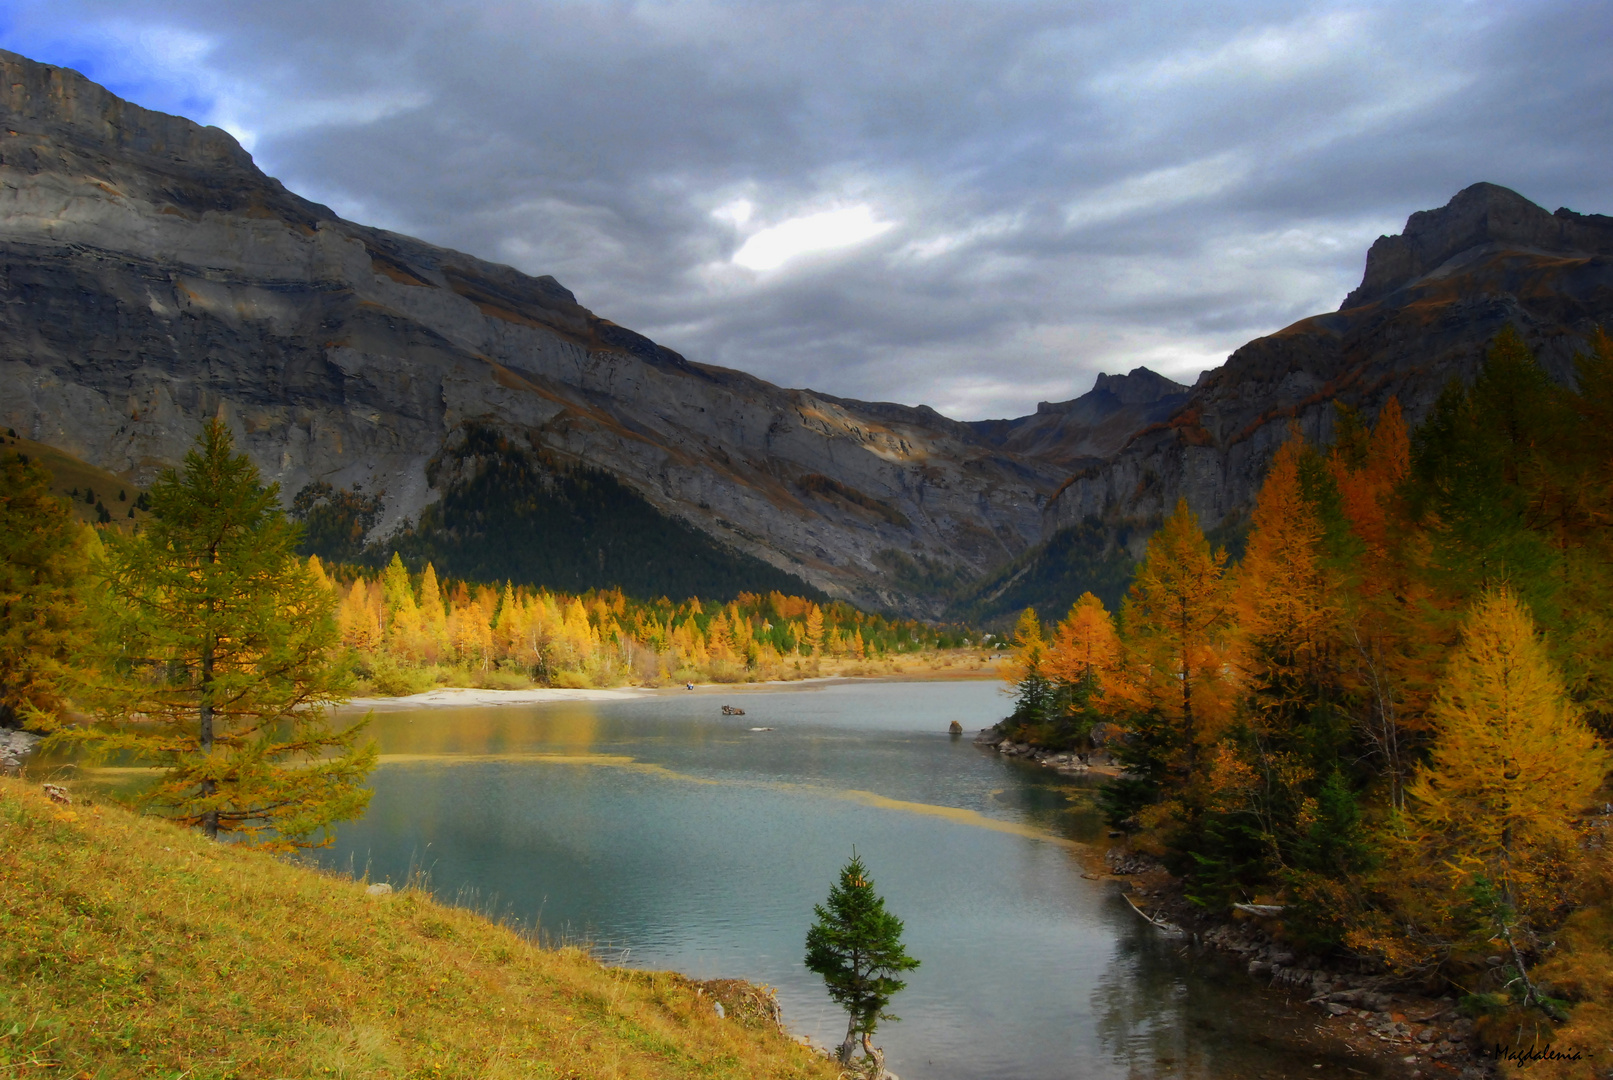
[51,420,376,847]
[804,854,920,1068]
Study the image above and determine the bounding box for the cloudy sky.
[4,2,1608,419]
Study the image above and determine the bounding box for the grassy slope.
[0,777,837,1079]
[0,433,148,529]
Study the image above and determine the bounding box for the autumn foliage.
[319,556,968,692]
[999,329,1613,1029]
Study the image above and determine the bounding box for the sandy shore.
[342,669,1000,710]
[344,687,653,710]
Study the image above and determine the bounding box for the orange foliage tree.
[1112,498,1233,780]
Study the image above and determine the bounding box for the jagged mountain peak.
[1084,367,1188,408]
[1041,182,1612,598]
[969,366,1191,469]
[1342,182,1613,310]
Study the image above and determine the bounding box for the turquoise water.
[319,680,1390,1080]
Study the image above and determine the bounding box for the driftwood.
[1232,903,1286,918]
[1122,892,1185,936]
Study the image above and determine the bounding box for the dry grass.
[0,776,838,1080]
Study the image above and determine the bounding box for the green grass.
[0,776,837,1079]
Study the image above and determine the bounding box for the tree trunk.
[861,1032,884,1075]
[199,635,218,839]
[837,1015,858,1065]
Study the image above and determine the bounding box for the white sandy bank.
[344,687,652,710]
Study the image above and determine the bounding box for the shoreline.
[343,686,654,710]
[1109,857,1496,1079]
[342,670,1001,710]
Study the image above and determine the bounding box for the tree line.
[320,554,971,692]
[0,419,971,848]
[1000,328,1613,1026]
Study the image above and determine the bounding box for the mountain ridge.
[1032,181,1613,603]
[3,48,1608,621]
[0,49,1093,614]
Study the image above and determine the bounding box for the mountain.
[966,368,1191,470]
[0,49,1091,613]
[4,49,1605,621]
[1021,182,1613,617]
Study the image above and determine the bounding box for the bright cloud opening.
[712,198,754,228]
[731,205,894,271]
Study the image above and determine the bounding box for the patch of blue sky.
[0,9,223,135]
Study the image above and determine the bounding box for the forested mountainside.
[1,46,1608,618]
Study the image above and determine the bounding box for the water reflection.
[58,680,1397,1079]
[1093,903,1395,1080]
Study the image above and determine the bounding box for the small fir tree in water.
[804,853,920,1070]
[46,419,376,848]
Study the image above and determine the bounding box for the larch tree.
[0,451,91,731]
[1043,592,1120,697]
[381,552,421,658]
[1234,433,1339,720]
[1002,607,1054,727]
[50,420,376,847]
[418,562,449,660]
[1219,433,1361,888]
[1399,590,1609,971]
[804,603,825,656]
[1328,398,1428,808]
[1114,498,1234,780]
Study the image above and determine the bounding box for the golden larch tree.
[1044,592,1120,698]
[1114,498,1233,777]
[804,604,825,655]
[1402,590,1609,931]
[52,420,374,847]
[999,607,1046,690]
[1232,433,1339,726]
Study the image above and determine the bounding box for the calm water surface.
[319,680,1391,1080]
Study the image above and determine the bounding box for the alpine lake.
[307,679,1400,1080]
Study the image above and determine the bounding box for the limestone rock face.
[6,48,1603,612]
[1045,183,1613,554]
[1343,182,1613,310]
[0,49,1078,613]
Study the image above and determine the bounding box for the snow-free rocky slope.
[1038,181,1613,569]
[0,49,1078,613]
[3,48,1609,615]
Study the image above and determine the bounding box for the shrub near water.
[0,778,836,1079]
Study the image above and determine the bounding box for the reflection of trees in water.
[1093,902,1378,1080]
[1092,915,1213,1080]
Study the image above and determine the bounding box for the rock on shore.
[0,728,40,775]
[973,721,1119,774]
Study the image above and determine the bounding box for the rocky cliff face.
[0,50,1090,613]
[6,49,1604,616]
[967,368,1191,469]
[1044,183,1613,553]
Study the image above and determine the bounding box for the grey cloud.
[3,0,1608,418]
